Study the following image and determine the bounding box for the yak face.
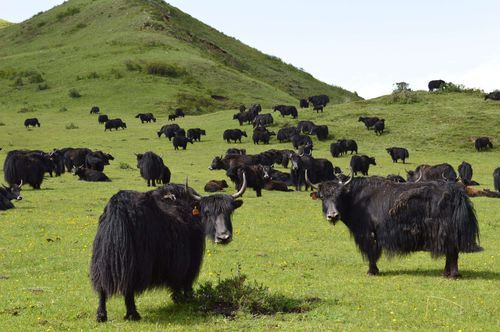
[316,181,347,224]
[209,156,224,170]
[200,195,243,244]
[290,154,301,171]
[241,131,247,137]
[2,184,22,201]
[261,165,273,180]
[368,157,377,166]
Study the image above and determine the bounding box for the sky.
[2,0,500,98]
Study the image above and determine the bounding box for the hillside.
[0,0,360,116]
[0,19,12,29]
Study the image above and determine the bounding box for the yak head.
[185,174,246,245]
[307,170,352,225]
[241,131,247,137]
[290,153,302,171]
[260,165,272,180]
[1,181,23,201]
[209,156,224,170]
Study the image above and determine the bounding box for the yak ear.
[232,200,243,210]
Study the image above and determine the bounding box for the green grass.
[0,19,12,29]
[0,90,498,331]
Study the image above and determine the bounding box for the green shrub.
[13,77,23,87]
[124,60,142,72]
[0,122,5,126]
[38,82,49,90]
[110,69,123,79]
[119,162,133,170]
[57,7,80,20]
[438,82,484,95]
[388,82,419,104]
[59,107,68,112]
[68,88,81,98]
[17,107,36,113]
[191,268,318,317]
[28,72,44,83]
[146,62,186,78]
[65,123,79,130]
[87,72,100,79]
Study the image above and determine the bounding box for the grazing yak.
[313,105,324,113]
[374,119,385,135]
[290,134,313,150]
[187,128,206,142]
[4,150,55,189]
[277,126,299,143]
[223,129,247,143]
[299,99,309,108]
[428,79,446,91]
[252,113,274,128]
[136,152,171,187]
[168,114,178,121]
[173,136,194,150]
[289,153,336,191]
[484,91,500,101]
[310,125,329,140]
[90,106,100,114]
[493,168,500,192]
[358,117,379,130]
[227,165,268,197]
[135,113,156,123]
[308,94,329,107]
[297,120,316,134]
[204,180,229,192]
[90,178,246,322]
[239,105,246,112]
[209,154,260,171]
[0,182,22,211]
[331,139,358,158]
[350,155,376,176]
[24,118,40,128]
[105,118,127,131]
[157,124,181,140]
[273,105,298,119]
[72,166,111,182]
[458,161,479,186]
[407,163,457,182]
[307,175,481,277]
[85,151,114,172]
[386,147,409,163]
[474,137,493,151]
[252,127,275,144]
[175,108,185,117]
[98,115,109,124]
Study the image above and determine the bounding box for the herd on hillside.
[1,81,499,323]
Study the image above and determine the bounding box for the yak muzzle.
[215,233,232,245]
[16,196,23,201]
[326,213,340,224]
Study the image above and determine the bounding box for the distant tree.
[393,82,410,92]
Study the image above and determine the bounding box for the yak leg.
[366,238,381,276]
[96,291,108,322]
[444,251,461,279]
[124,291,141,321]
[255,187,262,197]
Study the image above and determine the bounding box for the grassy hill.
[0,88,498,330]
[0,0,360,116]
[0,19,12,29]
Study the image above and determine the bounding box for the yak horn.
[415,169,423,183]
[18,180,23,188]
[232,172,247,198]
[305,170,318,190]
[342,171,353,186]
[442,172,448,181]
[185,177,202,201]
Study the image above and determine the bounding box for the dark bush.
[124,60,142,72]
[38,82,49,90]
[87,72,100,79]
[65,123,79,130]
[59,107,68,112]
[146,62,186,78]
[17,107,36,113]
[68,88,81,98]
[56,7,80,20]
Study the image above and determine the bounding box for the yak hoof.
[447,272,461,279]
[367,268,379,276]
[124,311,141,321]
[96,311,107,323]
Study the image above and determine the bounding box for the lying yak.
[90,176,246,322]
[307,173,481,278]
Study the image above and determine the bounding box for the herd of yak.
[1,86,499,323]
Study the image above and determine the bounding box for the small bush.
[18,107,36,113]
[87,72,100,79]
[13,77,23,87]
[38,82,49,90]
[65,123,79,130]
[68,88,81,98]
[59,107,68,112]
[57,7,80,20]
[146,62,186,78]
[125,60,142,72]
[388,82,419,104]
[110,69,123,79]
[0,122,5,126]
[119,162,133,170]
[191,268,318,317]
[28,72,44,83]
[438,82,484,95]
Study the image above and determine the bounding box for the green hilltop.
[0,0,360,114]
[0,19,12,29]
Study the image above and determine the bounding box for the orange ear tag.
[192,207,200,216]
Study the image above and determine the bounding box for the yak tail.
[452,186,482,253]
[90,193,136,296]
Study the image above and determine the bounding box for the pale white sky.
[2,0,499,98]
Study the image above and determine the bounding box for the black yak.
[98,115,109,124]
[428,79,445,91]
[24,118,40,128]
[90,106,100,114]
[105,119,127,131]
[223,129,247,143]
[136,152,170,187]
[458,161,478,186]
[85,151,114,172]
[277,126,299,143]
[187,128,206,142]
[226,165,268,197]
[299,99,309,108]
[296,121,316,134]
[386,147,409,163]
[175,108,185,117]
[72,166,111,182]
[252,113,274,128]
[474,137,493,151]
[0,182,22,210]
[273,105,298,118]
[3,150,54,189]
[407,163,457,182]
[168,114,177,121]
[307,174,481,277]
[173,136,194,150]
[157,124,181,140]
[308,94,329,107]
[374,119,385,135]
[484,91,500,101]
[358,117,379,130]
[90,177,246,322]
[135,113,156,123]
[310,125,329,140]
[226,148,246,155]
[350,155,376,176]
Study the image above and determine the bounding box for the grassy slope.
[0,19,12,29]
[0,0,360,117]
[0,91,498,331]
